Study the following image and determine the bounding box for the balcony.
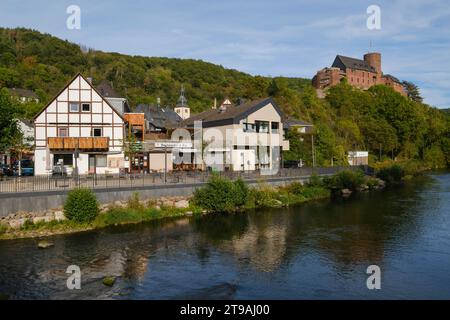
[48,137,109,151]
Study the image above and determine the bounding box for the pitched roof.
[332,55,376,73]
[182,97,283,128]
[135,104,183,130]
[383,74,402,84]
[8,88,39,99]
[96,81,122,98]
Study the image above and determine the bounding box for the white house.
[182,97,290,172]
[33,73,126,175]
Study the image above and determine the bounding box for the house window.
[69,102,79,112]
[58,127,69,137]
[53,154,73,166]
[256,121,269,133]
[82,103,91,112]
[92,128,102,137]
[271,122,279,133]
[96,155,107,167]
[243,122,255,132]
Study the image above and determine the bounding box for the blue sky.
[1,0,450,108]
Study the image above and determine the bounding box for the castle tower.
[174,85,190,120]
[364,52,382,75]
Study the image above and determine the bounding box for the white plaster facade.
[200,101,287,172]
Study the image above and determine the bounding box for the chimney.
[212,98,217,109]
[86,77,93,84]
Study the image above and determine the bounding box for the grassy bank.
[0,201,199,240]
[0,167,405,241]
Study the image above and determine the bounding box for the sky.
[1,0,450,108]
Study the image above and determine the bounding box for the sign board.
[155,141,193,148]
[348,151,369,157]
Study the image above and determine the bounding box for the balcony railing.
[48,137,109,151]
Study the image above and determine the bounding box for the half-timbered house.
[33,73,126,175]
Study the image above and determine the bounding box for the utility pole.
[379,143,382,161]
[164,146,167,183]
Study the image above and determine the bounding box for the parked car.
[283,160,302,168]
[19,159,34,176]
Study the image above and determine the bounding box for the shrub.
[192,175,249,213]
[307,174,324,187]
[284,182,304,195]
[0,223,7,235]
[64,188,99,223]
[127,192,145,211]
[377,165,405,185]
[324,170,365,191]
[233,178,249,207]
[247,183,279,208]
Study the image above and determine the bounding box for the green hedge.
[64,188,99,223]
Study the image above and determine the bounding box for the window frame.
[92,127,103,137]
[69,102,80,113]
[81,103,91,112]
[58,127,69,137]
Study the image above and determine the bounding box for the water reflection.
[1,173,449,299]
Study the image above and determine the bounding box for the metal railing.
[0,166,369,194]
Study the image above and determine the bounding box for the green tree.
[0,88,21,152]
[402,81,423,103]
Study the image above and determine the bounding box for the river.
[1,172,450,300]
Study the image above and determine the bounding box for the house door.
[89,155,96,174]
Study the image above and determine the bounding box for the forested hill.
[0,27,310,113]
[0,27,449,168]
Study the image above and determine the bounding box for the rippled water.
[1,172,450,300]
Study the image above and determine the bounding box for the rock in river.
[102,276,116,287]
[37,240,54,249]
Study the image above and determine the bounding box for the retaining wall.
[0,176,311,217]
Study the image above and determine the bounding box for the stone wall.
[0,176,310,218]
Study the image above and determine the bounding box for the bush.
[247,183,280,208]
[233,178,249,207]
[377,165,405,185]
[64,188,99,223]
[0,223,7,235]
[192,175,249,213]
[307,174,324,187]
[127,192,145,211]
[284,182,304,195]
[324,170,365,191]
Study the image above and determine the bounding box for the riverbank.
[0,169,391,241]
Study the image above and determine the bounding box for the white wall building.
[183,97,290,172]
[33,73,126,175]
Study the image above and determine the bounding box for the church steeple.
[177,85,188,108]
[174,85,190,120]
